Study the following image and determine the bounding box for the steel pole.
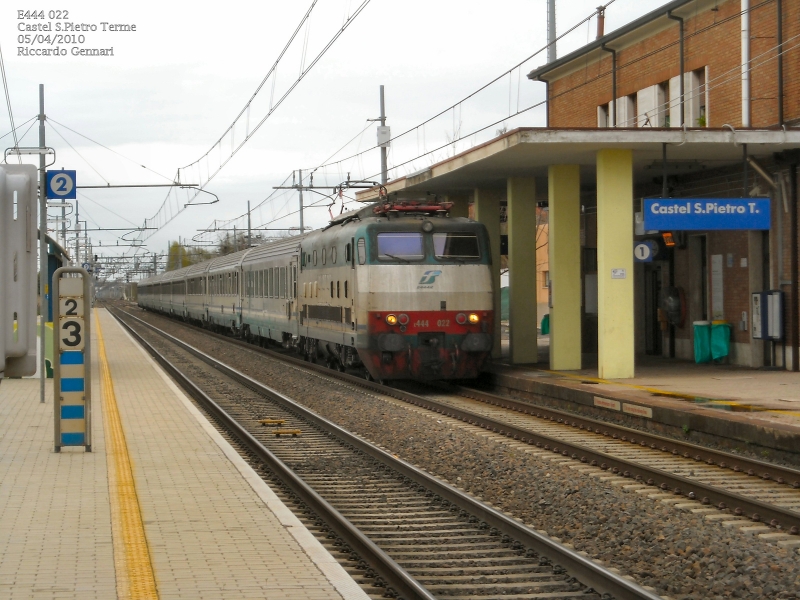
[298,169,304,233]
[38,84,46,403]
[380,86,387,185]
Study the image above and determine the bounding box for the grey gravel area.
[126,308,800,600]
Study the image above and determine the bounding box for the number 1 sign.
[53,267,92,452]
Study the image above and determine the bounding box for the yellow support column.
[446,194,470,219]
[596,149,635,379]
[473,188,502,358]
[548,165,582,370]
[507,178,538,364]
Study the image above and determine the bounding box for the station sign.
[643,198,770,231]
[46,169,77,200]
[53,267,92,452]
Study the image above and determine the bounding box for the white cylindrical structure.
[741,0,750,127]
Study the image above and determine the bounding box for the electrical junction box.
[377,126,391,148]
[751,291,783,340]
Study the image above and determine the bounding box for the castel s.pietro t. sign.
[643,198,771,231]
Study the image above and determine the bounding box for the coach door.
[288,258,298,320]
[346,239,355,331]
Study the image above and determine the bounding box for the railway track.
[111,307,660,600]
[116,303,800,541]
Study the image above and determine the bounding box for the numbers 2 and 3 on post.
[53,267,91,452]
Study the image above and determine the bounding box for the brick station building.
[528,0,800,369]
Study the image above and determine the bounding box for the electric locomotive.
[138,198,494,381]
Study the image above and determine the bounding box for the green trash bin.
[693,321,711,363]
[711,321,732,361]
[541,314,550,335]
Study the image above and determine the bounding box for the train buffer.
[274,429,302,438]
[259,418,287,426]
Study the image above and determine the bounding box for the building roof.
[527,0,717,82]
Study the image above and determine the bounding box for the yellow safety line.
[540,368,798,416]
[95,312,159,600]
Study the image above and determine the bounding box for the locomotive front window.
[377,233,424,261]
[433,233,480,260]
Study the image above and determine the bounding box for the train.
[137,198,494,381]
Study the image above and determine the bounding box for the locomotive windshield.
[377,233,424,261]
[433,233,480,259]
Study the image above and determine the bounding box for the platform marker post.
[53,267,92,452]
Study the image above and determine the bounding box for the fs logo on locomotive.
[418,270,442,288]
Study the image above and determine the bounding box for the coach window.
[344,280,348,298]
[357,238,366,265]
[337,280,340,298]
[322,248,327,265]
[331,281,334,298]
[313,250,317,266]
[331,246,337,264]
[345,243,351,264]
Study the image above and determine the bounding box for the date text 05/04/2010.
[18,46,114,57]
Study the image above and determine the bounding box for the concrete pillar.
[507,178,539,364]
[473,189,502,358]
[446,194,470,219]
[548,165,582,370]
[596,149,635,379]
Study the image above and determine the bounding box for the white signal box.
[0,164,39,379]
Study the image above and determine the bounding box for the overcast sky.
[2,0,671,274]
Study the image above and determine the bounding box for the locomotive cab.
[351,202,494,380]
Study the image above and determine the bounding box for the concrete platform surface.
[0,308,367,599]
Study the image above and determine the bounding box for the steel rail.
[111,310,434,600]
[119,306,800,533]
[111,307,662,600]
[450,383,800,488]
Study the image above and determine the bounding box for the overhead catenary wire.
[323,0,795,187]
[134,0,374,244]
[0,115,36,142]
[47,117,174,182]
[48,121,111,185]
[237,8,800,240]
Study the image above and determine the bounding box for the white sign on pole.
[53,267,92,452]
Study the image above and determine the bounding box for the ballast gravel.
[127,308,800,600]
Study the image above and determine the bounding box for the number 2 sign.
[53,267,92,452]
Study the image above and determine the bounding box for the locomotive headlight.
[386,314,398,326]
[398,313,410,325]
[468,313,480,324]
[455,313,467,325]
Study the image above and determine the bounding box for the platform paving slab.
[0,374,116,600]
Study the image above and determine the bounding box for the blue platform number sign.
[634,240,657,263]
[643,198,770,231]
[46,170,77,200]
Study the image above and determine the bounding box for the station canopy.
[356,128,800,201]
